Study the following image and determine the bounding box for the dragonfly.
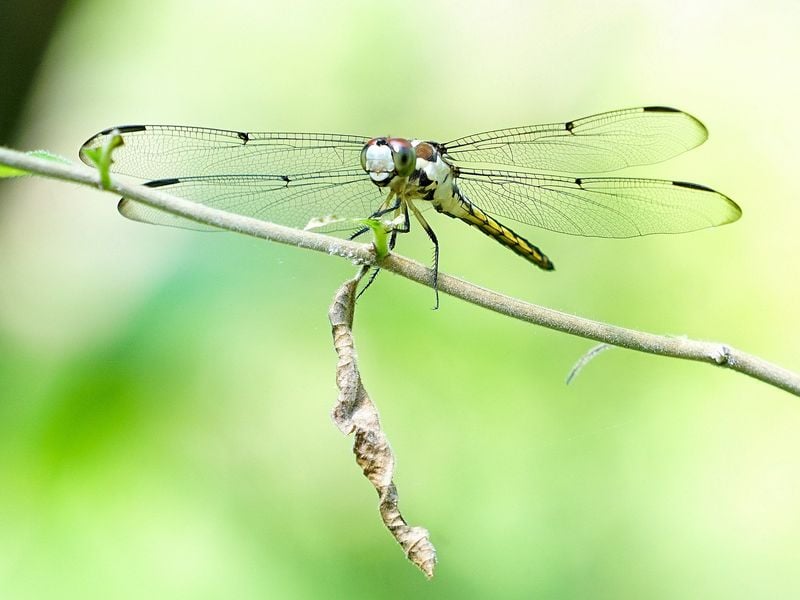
[79,106,741,306]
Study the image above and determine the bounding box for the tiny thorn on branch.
[328,266,437,578]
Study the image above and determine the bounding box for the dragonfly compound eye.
[362,139,395,184]
[391,141,416,178]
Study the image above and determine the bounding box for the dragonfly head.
[360,137,416,186]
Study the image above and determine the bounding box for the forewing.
[456,169,742,238]
[444,107,709,173]
[79,125,369,179]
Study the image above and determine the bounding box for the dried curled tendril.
[328,267,437,578]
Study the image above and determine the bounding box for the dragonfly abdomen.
[440,193,554,271]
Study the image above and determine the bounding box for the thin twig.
[2,146,798,397]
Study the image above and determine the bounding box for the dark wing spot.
[101,125,147,135]
[575,177,583,186]
[672,180,713,192]
[565,120,575,133]
[237,131,251,143]
[643,106,681,113]
[144,178,181,188]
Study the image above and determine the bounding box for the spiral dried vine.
[328,267,437,578]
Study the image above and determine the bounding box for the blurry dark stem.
[2,146,798,397]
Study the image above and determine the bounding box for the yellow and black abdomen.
[437,193,554,271]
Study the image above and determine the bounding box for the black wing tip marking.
[102,124,147,135]
[84,124,146,145]
[144,178,181,188]
[672,180,713,192]
[643,106,682,113]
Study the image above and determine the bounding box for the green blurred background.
[1,0,799,597]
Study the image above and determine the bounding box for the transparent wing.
[118,170,385,233]
[79,125,370,179]
[79,125,378,231]
[455,169,742,238]
[443,107,709,173]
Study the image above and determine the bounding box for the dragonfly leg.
[356,257,386,301]
[393,201,411,235]
[349,226,369,241]
[407,201,440,309]
[348,195,403,241]
[371,196,402,220]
